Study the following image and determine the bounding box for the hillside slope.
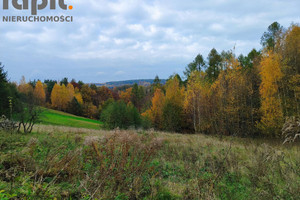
[40,108,102,129]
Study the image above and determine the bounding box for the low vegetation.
[0,126,299,199]
[40,108,102,130]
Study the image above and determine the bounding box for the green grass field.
[39,108,102,129]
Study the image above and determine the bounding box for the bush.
[141,115,152,130]
[162,100,183,132]
[100,101,141,129]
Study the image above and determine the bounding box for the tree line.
[0,22,299,137]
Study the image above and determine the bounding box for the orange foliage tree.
[148,88,165,129]
[33,80,46,105]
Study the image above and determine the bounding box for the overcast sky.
[0,0,299,83]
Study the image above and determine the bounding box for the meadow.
[0,123,299,199]
[39,108,102,130]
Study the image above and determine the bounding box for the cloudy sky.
[0,0,299,83]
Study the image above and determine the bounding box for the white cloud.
[115,71,125,75]
[97,71,106,75]
[0,0,299,82]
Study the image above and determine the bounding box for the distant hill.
[93,79,167,88]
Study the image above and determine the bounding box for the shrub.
[141,115,152,130]
[162,100,183,132]
[100,101,141,129]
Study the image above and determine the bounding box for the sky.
[0,0,299,83]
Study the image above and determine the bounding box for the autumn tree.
[74,88,83,104]
[92,86,113,107]
[67,86,83,116]
[162,76,185,132]
[60,84,70,111]
[148,88,165,129]
[259,50,283,136]
[33,80,46,105]
[210,55,254,136]
[184,71,213,133]
[81,84,96,103]
[82,102,98,119]
[50,83,61,110]
[279,24,300,117]
[120,88,132,104]
[18,76,34,95]
[67,83,75,102]
[70,79,81,89]
[51,83,70,111]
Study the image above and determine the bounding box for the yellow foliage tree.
[210,56,254,136]
[280,24,300,116]
[163,76,185,132]
[60,84,69,111]
[184,71,212,133]
[165,76,184,105]
[51,83,71,111]
[67,83,75,102]
[74,88,83,105]
[51,83,61,110]
[33,80,46,105]
[259,50,283,135]
[120,88,132,104]
[18,76,33,95]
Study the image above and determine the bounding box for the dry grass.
[34,124,110,136]
[0,125,299,199]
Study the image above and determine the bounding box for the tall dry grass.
[0,126,299,199]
